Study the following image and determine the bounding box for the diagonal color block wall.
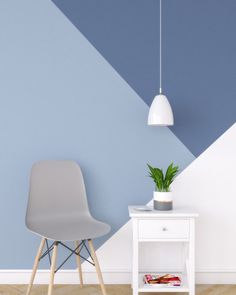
[0,0,235,285]
[52,0,236,156]
[0,0,194,269]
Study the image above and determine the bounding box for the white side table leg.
[132,219,139,295]
[189,218,195,295]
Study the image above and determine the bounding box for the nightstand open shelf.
[129,206,198,295]
[138,273,189,293]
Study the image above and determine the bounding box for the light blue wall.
[0,0,194,268]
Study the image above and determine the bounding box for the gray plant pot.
[154,200,173,211]
[153,191,173,211]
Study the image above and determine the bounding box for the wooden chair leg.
[26,238,46,295]
[88,239,107,295]
[48,242,58,295]
[75,241,83,287]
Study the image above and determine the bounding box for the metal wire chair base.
[39,239,95,273]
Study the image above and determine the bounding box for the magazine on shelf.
[143,274,181,287]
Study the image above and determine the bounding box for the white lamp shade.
[148,94,174,126]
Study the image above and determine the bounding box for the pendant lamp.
[148,0,174,126]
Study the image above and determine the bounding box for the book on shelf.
[143,274,181,287]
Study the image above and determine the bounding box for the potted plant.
[147,163,179,210]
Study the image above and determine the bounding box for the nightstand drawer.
[138,219,189,239]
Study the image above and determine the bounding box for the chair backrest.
[26,160,90,228]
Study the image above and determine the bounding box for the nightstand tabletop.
[128,205,199,218]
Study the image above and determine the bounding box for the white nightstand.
[129,206,198,295]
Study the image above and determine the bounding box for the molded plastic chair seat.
[26,160,110,241]
[27,215,110,241]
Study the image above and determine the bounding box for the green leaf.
[164,163,179,191]
[147,164,164,191]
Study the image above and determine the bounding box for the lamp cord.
[159,0,162,94]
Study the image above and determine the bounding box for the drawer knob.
[162,227,167,231]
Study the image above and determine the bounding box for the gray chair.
[25,160,110,295]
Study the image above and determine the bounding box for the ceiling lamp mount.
[148,0,174,126]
